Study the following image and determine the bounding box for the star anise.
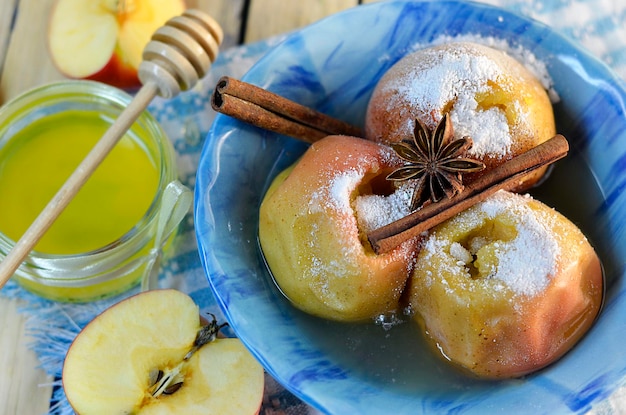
[387,113,485,211]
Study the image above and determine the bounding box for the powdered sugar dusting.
[449,100,512,158]
[329,171,362,212]
[427,34,558,102]
[305,167,365,287]
[310,168,362,214]
[383,44,514,158]
[421,191,560,297]
[450,242,473,265]
[478,193,559,296]
[355,182,414,233]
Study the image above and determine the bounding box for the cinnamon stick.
[367,134,569,254]
[211,76,363,143]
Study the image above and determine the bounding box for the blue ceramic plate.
[195,1,626,413]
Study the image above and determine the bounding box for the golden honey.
[0,110,159,254]
[0,81,179,302]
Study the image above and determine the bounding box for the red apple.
[48,0,186,88]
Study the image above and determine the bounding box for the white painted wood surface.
[0,299,53,415]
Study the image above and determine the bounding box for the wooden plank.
[244,0,359,43]
[0,0,20,104]
[0,2,67,412]
[0,0,18,91]
[0,298,54,415]
[0,0,63,103]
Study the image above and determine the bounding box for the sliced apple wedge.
[62,289,264,415]
[48,0,185,88]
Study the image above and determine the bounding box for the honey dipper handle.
[0,83,159,288]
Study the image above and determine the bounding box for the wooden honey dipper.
[0,9,223,289]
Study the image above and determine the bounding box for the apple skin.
[48,0,186,89]
[406,191,603,379]
[259,135,419,322]
[62,289,264,415]
[84,52,142,90]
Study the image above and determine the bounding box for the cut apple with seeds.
[48,0,185,88]
[62,289,264,415]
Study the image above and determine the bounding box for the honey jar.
[0,81,188,302]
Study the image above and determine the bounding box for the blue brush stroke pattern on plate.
[195,1,626,413]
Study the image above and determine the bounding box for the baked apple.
[406,190,603,378]
[365,42,556,190]
[259,135,419,322]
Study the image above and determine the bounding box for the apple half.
[62,289,264,414]
[48,0,186,88]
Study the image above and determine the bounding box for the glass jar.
[0,80,187,302]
